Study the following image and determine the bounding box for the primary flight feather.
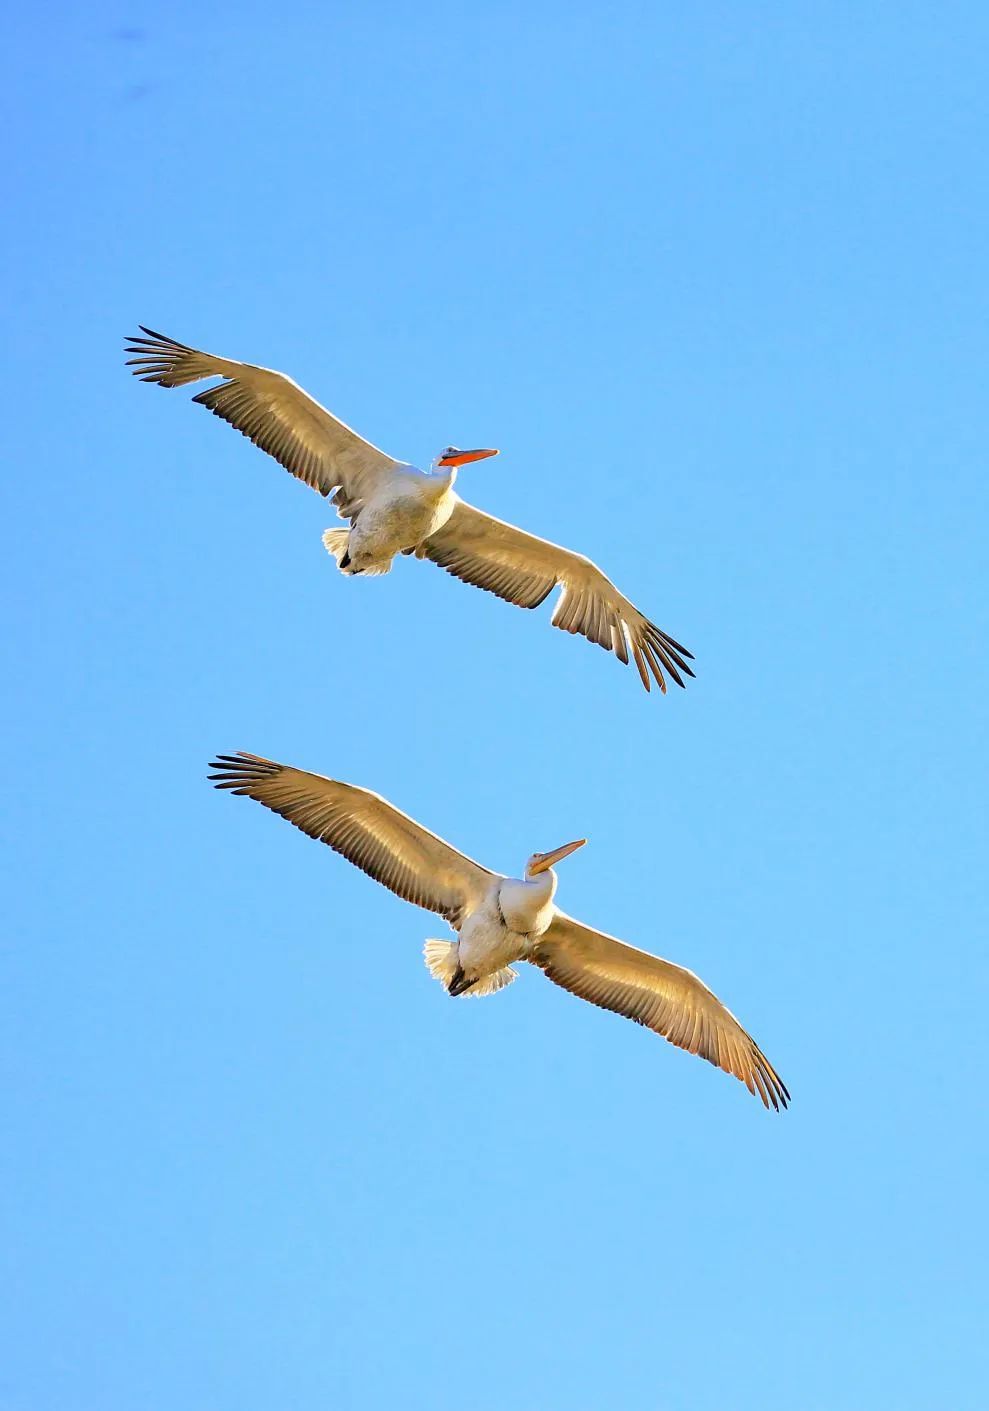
[209,752,787,1109]
[127,327,694,693]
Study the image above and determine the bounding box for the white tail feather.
[423,940,517,998]
[468,966,518,997]
[424,939,460,986]
[322,528,390,576]
[321,528,351,568]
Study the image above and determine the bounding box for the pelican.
[127,327,694,693]
[208,752,788,1109]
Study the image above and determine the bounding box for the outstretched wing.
[126,327,398,517]
[532,913,788,1109]
[209,752,495,927]
[419,500,693,693]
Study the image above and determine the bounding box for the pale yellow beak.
[529,838,587,874]
[438,448,499,467]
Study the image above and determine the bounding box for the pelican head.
[525,838,586,878]
[434,445,499,471]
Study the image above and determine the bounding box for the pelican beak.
[529,838,587,874]
[438,448,499,467]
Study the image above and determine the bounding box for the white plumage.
[128,327,694,693]
[209,752,788,1110]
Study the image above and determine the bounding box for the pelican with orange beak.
[126,327,693,692]
[208,752,788,1108]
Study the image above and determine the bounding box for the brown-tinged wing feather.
[126,327,398,516]
[209,752,494,926]
[419,500,693,693]
[532,913,788,1109]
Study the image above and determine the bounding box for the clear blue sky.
[3,4,987,1408]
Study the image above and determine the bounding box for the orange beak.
[528,839,587,875]
[438,448,499,467]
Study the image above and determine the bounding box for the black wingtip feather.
[137,324,184,347]
[662,632,694,660]
[208,750,280,788]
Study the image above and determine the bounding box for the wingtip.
[208,750,282,787]
[208,750,252,786]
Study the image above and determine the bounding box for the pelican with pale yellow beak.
[208,752,788,1109]
[127,327,693,692]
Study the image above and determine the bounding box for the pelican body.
[208,752,788,1110]
[329,448,495,577]
[127,327,694,694]
[448,838,585,996]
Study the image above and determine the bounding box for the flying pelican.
[208,752,788,1109]
[127,327,694,694]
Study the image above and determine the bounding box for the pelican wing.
[126,327,398,516]
[209,752,494,926]
[532,914,788,1109]
[419,501,694,693]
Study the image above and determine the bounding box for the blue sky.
[3,4,987,1408]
